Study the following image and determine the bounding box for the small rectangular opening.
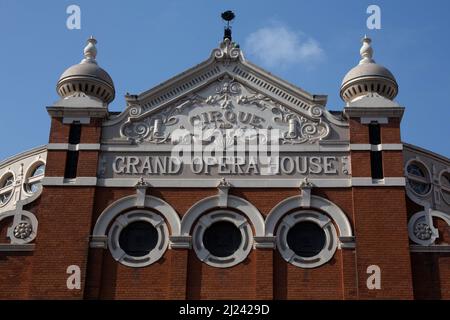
[370,151,384,180]
[64,151,79,179]
[369,123,381,145]
[68,123,82,145]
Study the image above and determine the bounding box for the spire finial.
[82,36,98,64]
[359,35,374,65]
[221,10,235,41]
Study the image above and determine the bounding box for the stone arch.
[180,195,265,237]
[91,195,181,240]
[265,195,352,237]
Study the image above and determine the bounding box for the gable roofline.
[404,143,450,166]
[125,39,328,112]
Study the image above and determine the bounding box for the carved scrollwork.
[120,79,331,145]
[206,76,240,110]
[213,38,241,61]
[121,95,204,143]
[272,105,330,144]
[237,93,271,111]
[310,105,323,118]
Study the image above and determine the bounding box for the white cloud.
[244,24,324,69]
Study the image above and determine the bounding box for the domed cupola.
[56,37,115,104]
[340,36,398,103]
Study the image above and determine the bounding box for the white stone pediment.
[102,39,347,145]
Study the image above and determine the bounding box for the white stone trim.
[169,236,192,249]
[91,195,181,249]
[410,245,450,253]
[62,117,91,124]
[22,160,46,196]
[377,144,403,151]
[108,210,169,268]
[439,169,450,206]
[0,171,15,208]
[47,143,101,151]
[44,176,408,188]
[344,106,405,119]
[360,117,389,124]
[192,210,253,268]
[99,144,351,153]
[0,244,35,252]
[404,158,433,204]
[180,195,264,237]
[0,209,39,245]
[276,210,338,269]
[254,236,276,249]
[351,177,406,186]
[408,209,450,246]
[97,178,353,188]
[0,145,47,168]
[349,144,403,151]
[42,177,98,186]
[265,195,352,238]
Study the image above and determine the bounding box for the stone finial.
[359,35,375,65]
[135,176,148,188]
[300,177,314,189]
[218,177,231,189]
[82,36,98,64]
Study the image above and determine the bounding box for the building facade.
[0,33,449,300]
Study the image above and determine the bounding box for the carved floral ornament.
[120,76,330,146]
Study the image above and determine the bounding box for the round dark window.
[203,221,242,258]
[119,221,158,257]
[286,221,326,258]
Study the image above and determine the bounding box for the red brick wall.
[412,253,450,300]
[83,187,360,300]
[351,187,413,299]
[383,151,405,177]
[29,187,96,299]
[349,119,369,144]
[49,118,69,143]
[381,118,401,144]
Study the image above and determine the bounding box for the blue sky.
[0,0,449,161]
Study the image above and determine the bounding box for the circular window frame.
[439,169,450,206]
[0,171,15,208]
[408,211,438,246]
[405,159,432,198]
[108,210,169,268]
[192,210,253,269]
[23,161,46,196]
[276,210,338,269]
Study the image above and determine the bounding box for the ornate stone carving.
[13,222,32,240]
[413,222,433,241]
[272,105,330,144]
[300,177,314,189]
[212,38,240,61]
[218,177,231,189]
[121,94,204,143]
[119,78,331,145]
[205,75,240,109]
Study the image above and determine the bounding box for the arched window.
[276,210,338,269]
[25,163,46,194]
[440,171,450,205]
[192,210,253,268]
[406,161,431,196]
[0,173,14,206]
[108,210,169,268]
